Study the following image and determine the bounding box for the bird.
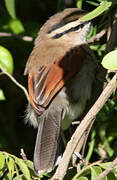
[24,8,96,175]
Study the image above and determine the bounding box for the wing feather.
[28,46,86,114]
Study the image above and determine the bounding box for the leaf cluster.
[0,151,50,180]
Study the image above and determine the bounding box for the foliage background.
[0,0,117,179]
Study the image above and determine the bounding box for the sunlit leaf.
[13,174,26,180]
[6,156,15,178]
[0,167,7,178]
[24,160,34,170]
[0,153,5,169]
[5,0,16,19]
[80,1,112,21]
[0,46,14,74]
[16,158,31,179]
[91,166,102,180]
[3,171,12,180]
[102,50,117,70]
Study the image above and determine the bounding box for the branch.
[0,32,33,42]
[88,29,106,43]
[97,157,117,180]
[20,148,27,160]
[0,65,29,101]
[52,73,117,180]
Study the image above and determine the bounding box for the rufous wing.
[28,46,86,115]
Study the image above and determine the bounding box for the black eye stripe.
[51,22,88,39]
[52,24,82,39]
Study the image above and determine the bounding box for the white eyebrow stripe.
[48,20,81,38]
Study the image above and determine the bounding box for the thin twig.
[20,148,27,160]
[0,65,29,101]
[88,29,106,43]
[52,73,117,180]
[72,133,85,167]
[72,121,80,125]
[107,15,112,42]
[0,32,33,42]
[97,157,117,180]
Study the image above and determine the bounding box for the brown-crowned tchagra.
[24,8,96,175]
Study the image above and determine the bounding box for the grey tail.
[33,109,62,175]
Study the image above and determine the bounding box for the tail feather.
[34,110,62,174]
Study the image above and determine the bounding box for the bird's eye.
[75,27,82,32]
[75,23,84,33]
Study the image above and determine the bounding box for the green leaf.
[15,158,31,179]
[76,0,83,9]
[3,171,14,180]
[0,153,5,169]
[13,174,26,180]
[24,160,34,171]
[91,166,108,180]
[102,50,117,70]
[107,172,117,180]
[24,160,40,179]
[5,0,16,19]
[3,172,9,180]
[99,162,111,170]
[0,89,6,101]
[91,166,102,180]
[6,156,15,178]
[9,19,25,34]
[0,167,7,178]
[0,46,14,74]
[77,177,88,180]
[80,1,112,21]
[73,167,91,180]
[104,139,114,157]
